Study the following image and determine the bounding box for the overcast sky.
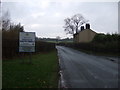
[2,0,119,39]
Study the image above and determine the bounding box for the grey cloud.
[2,1,118,38]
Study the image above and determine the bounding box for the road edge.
[56,46,67,89]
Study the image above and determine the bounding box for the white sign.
[19,32,35,52]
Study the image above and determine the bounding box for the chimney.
[86,23,90,29]
[81,26,84,31]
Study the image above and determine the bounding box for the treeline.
[92,33,119,43]
[37,37,73,42]
[2,11,55,59]
[58,33,120,55]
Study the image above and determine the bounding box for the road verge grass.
[74,48,120,57]
[3,51,59,88]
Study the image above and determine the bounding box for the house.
[74,24,97,43]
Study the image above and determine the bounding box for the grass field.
[2,51,59,88]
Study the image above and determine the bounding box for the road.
[56,46,118,88]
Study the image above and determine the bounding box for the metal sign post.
[29,52,32,64]
[19,32,35,64]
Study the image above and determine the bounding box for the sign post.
[19,32,35,64]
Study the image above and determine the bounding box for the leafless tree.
[56,36,60,43]
[63,14,88,35]
[2,11,11,31]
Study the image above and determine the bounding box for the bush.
[35,41,55,52]
[93,33,120,43]
[2,39,56,59]
[58,40,119,54]
[2,25,56,59]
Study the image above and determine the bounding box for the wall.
[78,29,96,43]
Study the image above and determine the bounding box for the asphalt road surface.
[56,46,118,88]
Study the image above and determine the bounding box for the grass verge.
[73,48,120,57]
[2,51,59,88]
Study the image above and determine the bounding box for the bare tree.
[56,36,60,43]
[2,11,11,31]
[64,18,74,35]
[63,14,88,35]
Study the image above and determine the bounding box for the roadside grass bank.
[74,48,120,57]
[57,33,120,57]
[57,42,119,57]
[2,51,59,88]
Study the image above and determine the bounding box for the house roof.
[80,29,96,33]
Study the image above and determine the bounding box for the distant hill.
[36,37,73,43]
